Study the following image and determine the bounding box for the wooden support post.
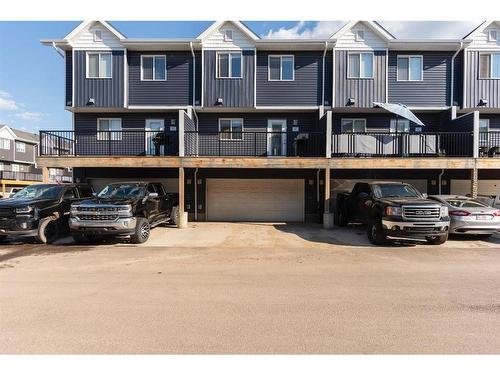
[471,165,478,199]
[323,168,334,229]
[42,167,50,183]
[1,183,5,198]
[178,166,188,228]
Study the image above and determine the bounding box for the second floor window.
[141,55,166,81]
[268,55,294,81]
[97,118,122,141]
[397,56,423,81]
[389,119,410,133]
[341,118,366,132]
[0,138,10,150]
[219,118,243,140]
[87,52,112,78]
[348,52,373,79]
[479,53,500,79]
[217,52,242,78]
[16,142,26,153]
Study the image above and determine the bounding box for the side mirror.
[422,193,428,198]
[92,192,97,197]
[148,192,158,199]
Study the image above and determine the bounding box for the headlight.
[15,206,33,214]
[117,205,132,213]
[70,205,79,214]
[386,206,402,216]
[440,206,449,217]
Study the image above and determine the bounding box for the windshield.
[98,184,145,199]
[13,185,64,200]
[446,199,489,208]
[373,184,421,198]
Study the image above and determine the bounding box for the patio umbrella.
[373,102,425,127]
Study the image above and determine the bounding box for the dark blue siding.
[256,51,323,106]
[465,50,500,108]
[73,50,124,108]
[203,50,254,107]
[128,51,193,106]
[65,50,72,106]
[388,51,452,107]
[481,114,500,129]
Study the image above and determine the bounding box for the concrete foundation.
[323,213,334,229]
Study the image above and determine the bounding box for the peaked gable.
[65,21,125,50]
[465,21,500,49]
[198,21,258,50]
[332,21,393,50]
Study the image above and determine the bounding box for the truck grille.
[0,208,13,218]
[77,206,118,213]
[402,206,441,220]
[77,214,118,221]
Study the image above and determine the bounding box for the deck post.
[323,168,334,229]
[42,167,50,183]
[178,166,188,228]
[472,111,480,158]
[471,163,478,199]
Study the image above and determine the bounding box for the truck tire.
[367,220,387,245]
[426,233,448,245]
[130,217,150,244]
[0,235,8,243]
[36,217,60,244]
[170,206,179,225]
[334,209,348,227]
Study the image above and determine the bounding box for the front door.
[145,119,165,156]
[267,119,287,156]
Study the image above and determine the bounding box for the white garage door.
[451,180,500,196]
[89,178,178,194]
[206,179,304,222]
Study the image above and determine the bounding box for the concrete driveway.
[1,223,500,354]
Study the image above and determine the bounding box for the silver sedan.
[428,195,500,236]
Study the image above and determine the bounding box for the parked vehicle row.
[0,182,178,244]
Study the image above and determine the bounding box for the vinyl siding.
[334,50,386,108]
[73,50,124,108]
[256,51,323,106]
[388,51,452,107]
[128,51,193,106]
[480,114,500,129]
[14,142,35,163]
[203,50,254,107]
[465,50,500,108]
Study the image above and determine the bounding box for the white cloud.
[0,90,19,111]
[264,21,346,39]
[13,111,46,122]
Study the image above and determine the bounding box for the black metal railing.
[0,171,43,182]
[479,131,500,157]
[332,132,474,157]
[184,131,326,157]
[39,130,178,157]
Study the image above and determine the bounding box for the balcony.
[479,131,500,157]
[0,171,43,182]
[332,132,474,157]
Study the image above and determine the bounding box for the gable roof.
[463,21,497,39]
[64,20,126,41]
[0,125,38,144]
[330,20,396,41]
[197,20,260,41]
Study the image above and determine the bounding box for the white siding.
[334,22,388,50]
[468,22,500,50]
[69,22,123,50]
[202,22,255,50]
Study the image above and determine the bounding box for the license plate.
[476,215,493,220]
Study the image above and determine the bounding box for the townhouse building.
[38,20,500,227]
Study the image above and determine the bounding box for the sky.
[0,20,481,134]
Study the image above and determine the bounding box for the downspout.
[194,168,198,221]
[321,41,328,111]
[316,169,321,209]
[450,41,464,107]
[190,42,196,108]
[52,42,65,58]
[438,169,445,195]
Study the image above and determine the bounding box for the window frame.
[268,55,295,81]
[396,55,424,82]
[355,30,365,42]
[86,52,112,79]
[341,118,367,133]
[479,52,500,79]
[479,119,490,132]
[93,30,103,42]
[218,118,244,141]
[0,138,10,150]
[140,54,167,81]
[389,119,411,133]
[15,142,26,153]
[347,52,374,79]
[97,118,123,141]
[488,30,498,42]
[216,52,243,79]
[223,29,233,42]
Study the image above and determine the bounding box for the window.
[219,118,243,140]
[16,142,25,152]
[141,55,166,81]
[479,53,500,79]
[390,119,410,133]
[341,118,366,132]
[217,52,242,78]
[268,55,294,81]
[397,56,423,81]
[223,30,233,42]
[93,30,103,42]
[11,164,20,172]
[97,118,122,141]
[0,138,10,150]
[479,119,490,132]
[348,52,373,78]
[87,52,112,78]
[355,30,365,42]
[489,30,498,42]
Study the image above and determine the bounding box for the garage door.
[451,180,500,195]
[206,179,304,222]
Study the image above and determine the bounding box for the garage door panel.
[207,179,304,222]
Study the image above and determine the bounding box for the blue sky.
[0,21,480,134]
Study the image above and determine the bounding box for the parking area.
[1,223,500,354]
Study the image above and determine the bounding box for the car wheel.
[367,220,387,245]
[335,209,348,227]
[36,217,60,244]
[0,235,8,243]
[130,217,150,244]
[426,233,448,245]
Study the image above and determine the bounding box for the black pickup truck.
[336,181,450,245]
[69,181,178,244]
[0,183,94,243]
